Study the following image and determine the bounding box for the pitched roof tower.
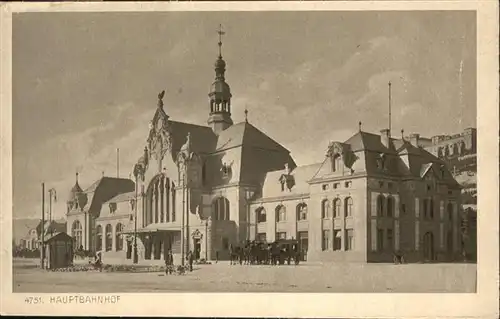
[207,24,233,135]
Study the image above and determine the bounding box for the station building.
[65,32,464,264]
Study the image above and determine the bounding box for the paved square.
[12,259,476,293]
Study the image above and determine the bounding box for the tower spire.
[217,24,225,58]
[388,81,392,135]
[208,24,233,134]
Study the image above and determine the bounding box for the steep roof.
[169,121,217,156]
[215,122,290,153]
[344,131,397,154]
[105,191,136,204]
[81,177,135,216]
[259,163,322,199]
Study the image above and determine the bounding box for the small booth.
[44,232,74,270]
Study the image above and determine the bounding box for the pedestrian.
[215,250,219,264]
[187,250,194,272]
[165,250,174,275]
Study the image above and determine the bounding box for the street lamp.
[133,163,143,264]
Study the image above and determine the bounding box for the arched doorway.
[423,232,435,262]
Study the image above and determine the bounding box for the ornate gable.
[147,90,173,162]
[326,141,358,172]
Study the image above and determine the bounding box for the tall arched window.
[344,197,353,217]
[96,225,102,252]
[386,197,394,217]
[447,202,454,222]
[321,199,330,219]
[71,220,83,250]
[377,195,385,217]
[213,197,230,220]
[333,198,341,218]
[296,203,307,221]
[105,224,113,251]
[147,174,173,226]
[115,223,123,251]
[256,207,266,223]
[275,205,286,222]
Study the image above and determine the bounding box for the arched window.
[256,207,266,223]
[386,197,394,217]
[115,223,123,251]
[321,199,330,219]
[377,195,385,217]
[105,224,113,252]
[96,225,102,252]
[275,205,286,222]
[344,197,353,217]
[213,197,230,221]
[447,202,454,223]
[297,203,307,221]
[71,220,83,250]
[333,198,341,218]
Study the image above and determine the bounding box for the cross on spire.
[217,24,225,58]
[358,121,362,132]
[244,108,248,122]
[401,129,405,140]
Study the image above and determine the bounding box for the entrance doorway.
[194,238,201,260]
[298,231,308,261]
[423,232,435,262]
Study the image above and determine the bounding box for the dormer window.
[377,153,386,170]
[109,202,117,214]
[439,165,446,179]
[221,162,232,180]
[332,154,342,172]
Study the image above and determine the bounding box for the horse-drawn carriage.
[229,239,301,266]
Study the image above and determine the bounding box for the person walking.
[165,250,174,275]
[187,250,194,272]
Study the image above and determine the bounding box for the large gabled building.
[65,30,464,264]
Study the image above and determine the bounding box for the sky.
[12,11,476,219]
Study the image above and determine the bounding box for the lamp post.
[133,164,142,264]
[40,182,45,269]
[181,171,186,266]
[205,216,210,260]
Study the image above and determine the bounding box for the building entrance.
[423,232,435,262]
[298,231,308,261]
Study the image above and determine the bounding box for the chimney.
[410,133,420,147]
[380,129,391,148]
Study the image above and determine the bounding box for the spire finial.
[217,24,225,58]
[401,128,405,140]
[358,121,362,132]
[388,81,392,135]
[244,108,248,122]
[75,171,79,184]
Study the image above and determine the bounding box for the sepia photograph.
[1,1,499,318]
